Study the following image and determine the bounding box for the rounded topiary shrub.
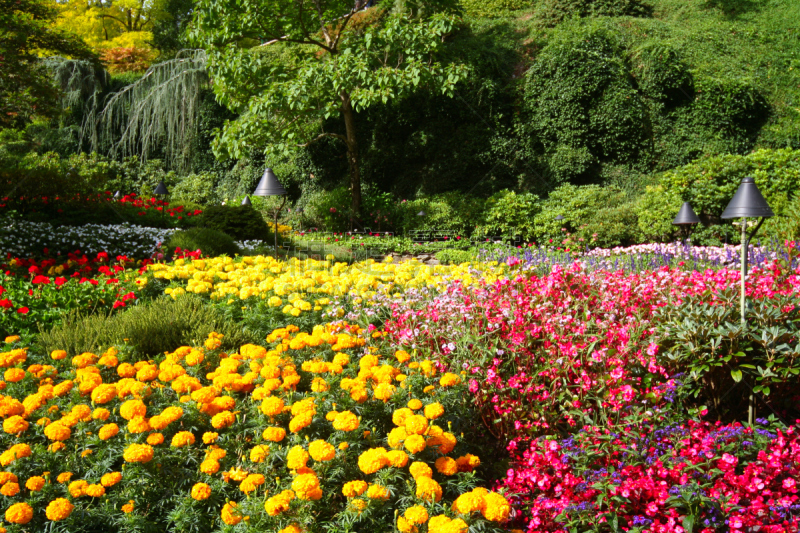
[191,205,272,241]
[166,227,241,257]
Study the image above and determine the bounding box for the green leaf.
[730,369,742,382]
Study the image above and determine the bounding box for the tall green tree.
[0,0,94,127]
[191,0,467,215]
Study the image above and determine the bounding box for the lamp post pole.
[720,176,773,425]
[251,168,288,257]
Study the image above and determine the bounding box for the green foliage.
[636,149,800,242]
[192,205,271,241]
[435,248,477,264]
[37,294,257,357]
[459,0,530,18]
[396,193,487,234]
[166,227,241,257]
[477,189,540,240]
[522,20,651,184]
[171,171,219,205]
[0,0,95,128]
[657,285,800,419]
[535,184,641,247]
[536,0,653,26]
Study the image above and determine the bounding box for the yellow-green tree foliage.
[51,0,165,51]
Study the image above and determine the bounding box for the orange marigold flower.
[332,411,359,432]
[366,483,389,500]
[200,459,220,474]
[409,461,432,479]
[90,384,117,404]
[101,472,122,487]
[435,457,458,476]
[25,475,46,491]
[191,482,212,500]
[404,434,426,454]
[404,505,429,524]
[4,368,25,383]
[3,415,28,435]
[85,483,105,497]
[123,443,154,463]
[119,399,146,420]
[342,480,368,498]
[98,423,120,440]
[415,477,442,503]
[5,502,33,524]
[92,408,110,421]
[240,473,265,494]
[481,492,511,522]
[211,410,235,429]
[221,502,242,525]
[147,433,164,445]
[171,431,195,447]
[1,482,20,496]
[46,497,74,521]
[44,422,71,441]
[121,500,134,513]
[308,440,335,462]
[249,445,269,463]
[56,472,72,483]
[202,431,219,444]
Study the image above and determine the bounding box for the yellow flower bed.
[149,256,507,315]
[0,324,513,532]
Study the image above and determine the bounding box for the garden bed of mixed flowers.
[0,236,797,532]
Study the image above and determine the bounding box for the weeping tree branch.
[90,49,209,172]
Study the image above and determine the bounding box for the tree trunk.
[340,91,361,221]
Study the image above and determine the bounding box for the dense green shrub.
[171,171,219,204]
[166,227,241,257]
[636,148,800,242]
[396,192,487,235]
[459,0,531,18]
[523,21,651,184]
[191,205,271,241]
[435,248,477,264]
[534,184,641,246]
[536,0,653,26]
[477,189,540,240]
[37,294,257,357]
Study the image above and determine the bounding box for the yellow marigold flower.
[98,423,119,440]
[404,434,426,454]
[367,483,389,500]
[44,422,71,441]
[200,459,220,474]
[119,399,146,420]
[455,453,480,472]
[342,480,368,498]
[0,482,19,496]
[81,449,93,458]
[56,472,72,483]
[439,373,461,387]
[438,432,457,455]
[279,524,303,533]
[207,447,226,461]
[409,461,432,479]
[338,442,349,450]
[46,497,74,521]
[191,482,212,500]
[127,416,150,434]
[202,431,219,444]
[240,473,265,494]
[3,415,28,434]
[90,384,117,404]
[289,413,313,433]
[332,411,359,432]
[211,410,235,429]
[123,443,154,463]
[311,377,329,392]
[262,427,286,442]
[452,490,486,514]
[423,385,435,394]
[5,502,33,524]
[249,444,269,463]
[171,431,195,447]
[388,426,408,449]
[404,505,429,524]
[386,449,408,468]
[264,490,295,515]
[435,456,458,476]
[286,446,309,470]
[423,402,445,420]
[415,477,442,503]
[26,475,45,491]
[357,448,388,474]
[404,415,428,435]
[69,479,88,497]
[4,368,24,383]
[308,440,335,462]
[292,473,322,501]
[50,350,67,361]
[350,498,368,512]
[48,442,66,452]
[92,408,110,421]
[397,516,417,533]
[481,492,511,522]
[392,408,413,427]
[147,433,164,445]
[349,385,368,403]
[85,483,105,497]
[4,335,20,343]
[395,350,411,363]
[373,382,396,402]
[117,363,136,378]
[101,472,122,487]
[121,500,134,513]
[260,396,284,416]
[221,501,242,525]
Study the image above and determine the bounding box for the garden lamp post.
[720,176,773,424]
[241,196,252,207]
[252,168,287,255]
[113,191,122,200]
[417,211,426,217]
[153,181,168,196]
[672,202,700,242]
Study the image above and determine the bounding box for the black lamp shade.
[253,168,287,196]
[672,202,701,225]
[721,177,774,219]
[417,211,426,217]
[153,181,168,195]
[555,215,565,221]
[241,196,252,206]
